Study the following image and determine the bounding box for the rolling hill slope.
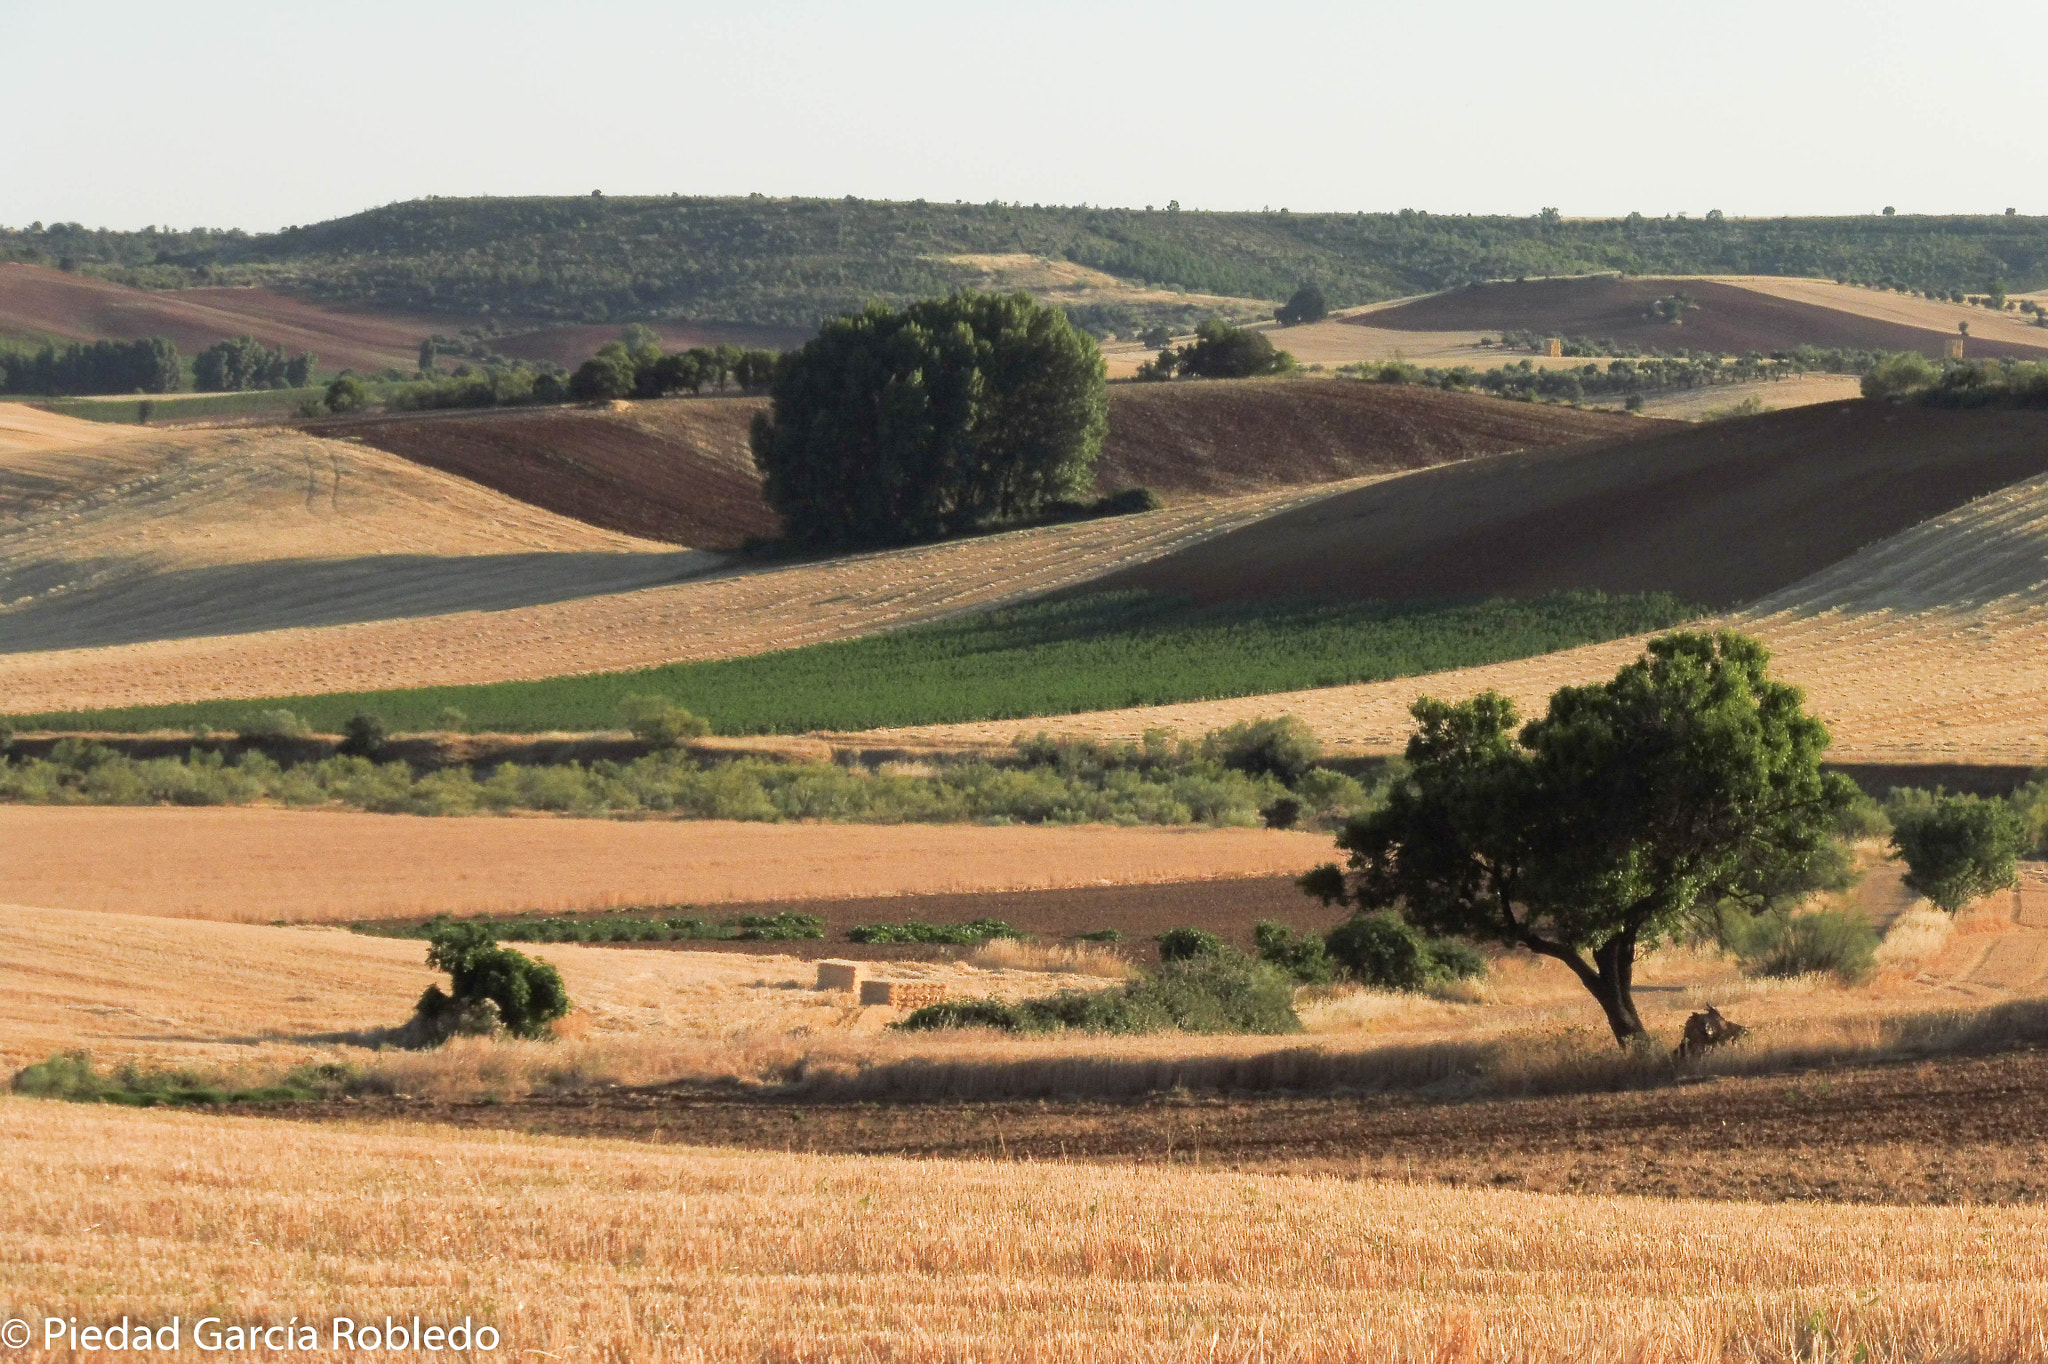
[1362,276,2048,359]
[1090,400,2048,609]
[319,380,1653,547]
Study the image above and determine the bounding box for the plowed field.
[1364,274,2048,359]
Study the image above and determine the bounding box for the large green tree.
[750,291,1106,548]
[1302,632,1853,1046]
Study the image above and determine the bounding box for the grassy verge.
[11,1052,373,1107]
[6,589,1697,736]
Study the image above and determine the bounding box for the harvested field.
[867,460,2048,763]
[0,806,1327,923]
[1620,372,1865,419]
[1724,274,2048,354]
[0,400,144,454]
[12,1100,2048,1361]
[0,424,704,651]
[1088,400,2048,609]
[0,478,1354,710]
[0,261,462,374]
[1363,274,2048,359]
[311,398,777,548]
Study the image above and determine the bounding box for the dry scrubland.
[0,807,1328,922]
[8,1099,2048,1363]
[865,467,2048,764]
[0,476,1357,710]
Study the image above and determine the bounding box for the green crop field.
[33,388,329,424]
[7,589,1699,737]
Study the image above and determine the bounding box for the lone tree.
[1301,632,1853,1046]
[750,291,1106,548]
[1274,284,1328,326]
[1171,318,1294,379]
[1889,792,2023,912]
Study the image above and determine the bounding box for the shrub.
[337,711,388,759]
[1323,911,1484,991]
[846,917,1019,944]
[1861,351,1939,402]
[1274,284,1329,326]
[1260,795,1303,829]
[11,1051,368,1106]
[898,949,1300,1035]
[1204,715,1323,787]
[1253,920,1335,983]
[617,694,710,748]
[898,998,1024,1031]
[1094,486,1163,515]
[1888,790,2025,912]
[1736,910,1879,983]
[409,922,570,1044]
[1155,926,1225,962]
[323,375,366,414]
[238,708,311,741]
[1172,318,1294,379]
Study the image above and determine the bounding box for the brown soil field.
[869,462,2048,764]
[1089,400,2048,609]
[0,478,1353,710]
[1724,275,2048,354]
[15,1103,2048,1363]
[0,424,703,652]
[0,806,1328,922]
[1094,377,1650,496]
[319,379,1645,550]
[1365,274,2048,360]
[310,398,776,547]
[302,1046,2048,1206]
[0,262,466,374]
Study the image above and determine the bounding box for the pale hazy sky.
[6,0,2042,231]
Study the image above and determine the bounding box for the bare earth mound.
[0,262,463,374]
[0,424,707,652]
[1093,400,2048,609]
[1364,275,2048,360]
[322,379,1654,549]
[312,400,777,548]
[868,463,2048,763]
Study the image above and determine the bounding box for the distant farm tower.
[1951,321,1968,359]
[1544,337,1563,358]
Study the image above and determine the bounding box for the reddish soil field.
[312,399,776,548]
[263,1047,2048,1205]
[1093,378,1652,496]
[324,380,1658,548]
[1363,276,2048,360]
[1096,400,2048,608]
[0,263,462,374]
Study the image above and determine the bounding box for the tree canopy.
[1302,631,1853,1046]
[1274,283,1328,326]
[1169,318,1294,379]
[749,291,1106,548]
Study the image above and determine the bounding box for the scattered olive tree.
[1301,632,1853,1046]
[406,922,570,1045]
[1887,791,2024,912]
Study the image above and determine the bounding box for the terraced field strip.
[859,470,2048,763]
[0,478,1369,712]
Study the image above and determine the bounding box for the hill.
[12,200,2048,331]
[318,379,1653,547]
[1362,276,2048,359]
[0,416,702,653]
[1090,400,2048,609]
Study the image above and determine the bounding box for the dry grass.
[9,1097,2048,1362]
[0,400,144,454]
[967,937,1139,979]
[865,469,2048,765]
[0,478,1357,712]
[0,807,1326,923]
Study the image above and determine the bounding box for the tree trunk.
[1589,933,1648,1048]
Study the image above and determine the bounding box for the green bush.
[898,949,1300,1035]
[846,917,1019,944]
[1094,487,1163,515]
[11,1052,368,1106]
[1253,920,1335,983]
[1205,716,1323,787]
[238,708,311,741]
[1887,790,2025,912]
[1323,911,1483,991]
[1735,910,1879,983]
[337,712,389,759]
[413,922,570,1042]
[1155,926,1225,962]
[618,694,710,748]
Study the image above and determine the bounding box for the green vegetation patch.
[357,910,824,944]
[847,918,1020,945]
[12,1052,370,1107]
[898,950,1302,1036]
[9,589,1699,736]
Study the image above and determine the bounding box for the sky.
[5,0,2044,232]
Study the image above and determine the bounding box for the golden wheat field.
[0,807,1328,922]
[6,1098,2048,1364]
